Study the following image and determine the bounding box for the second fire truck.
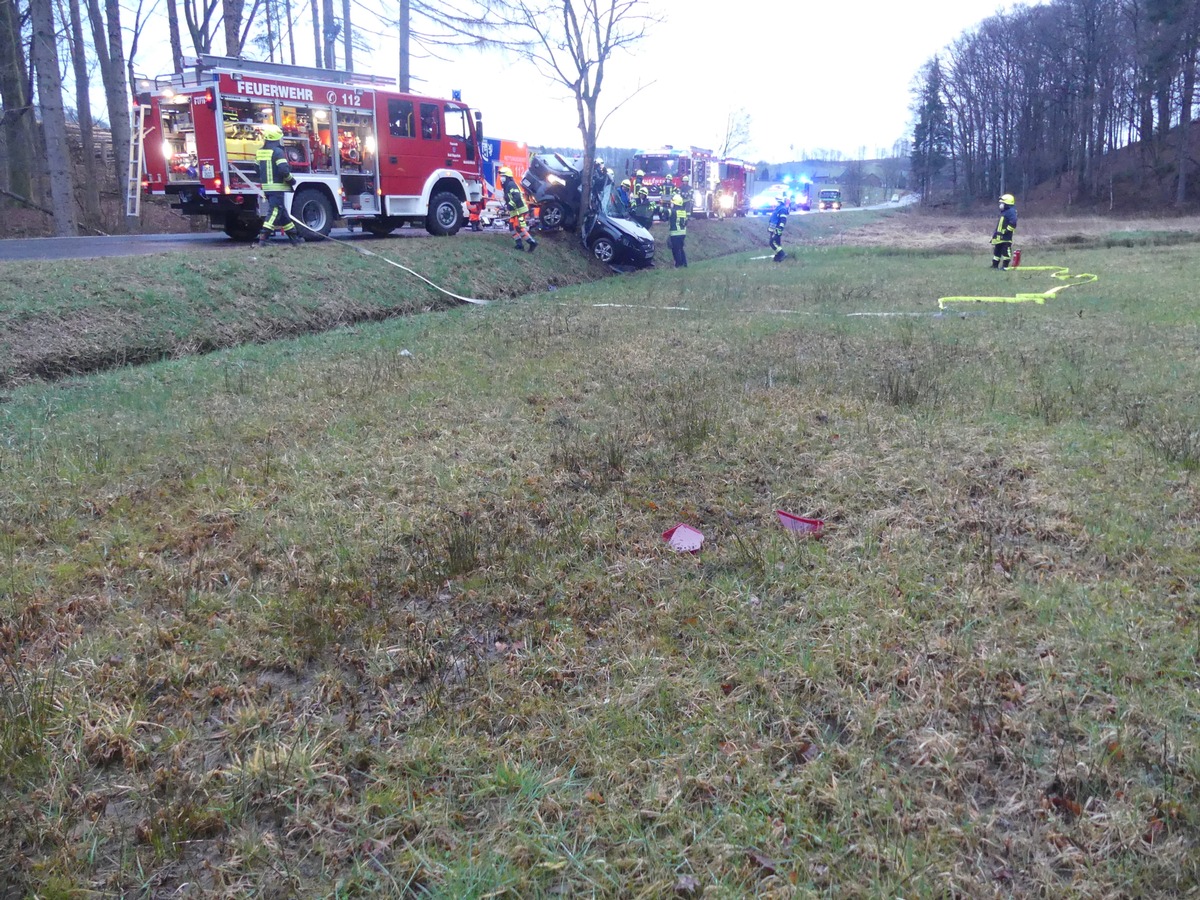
[140,55,486,240]
[629,146,719,217]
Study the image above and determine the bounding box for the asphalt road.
[0,225,433,262]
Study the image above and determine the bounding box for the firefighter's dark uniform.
[679,178,693,212]
[668,194,688,268]
[632,184,653,230]
[992,195,1017,268]
[768,198,789,262]
[256,131,303,245]
[502,171,537,251]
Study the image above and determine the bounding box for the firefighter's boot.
[255,231,271,247]
[286,231,305,246]
[526,237,538,252]
[773,250,785,263]
[514,238,524,251]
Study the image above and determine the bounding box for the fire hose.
[231,167,490,306]
[937,261,1097,310]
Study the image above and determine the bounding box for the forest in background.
[911,0,1200,210]
[2,0,1199,237]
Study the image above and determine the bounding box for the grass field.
[2,209,1199,898]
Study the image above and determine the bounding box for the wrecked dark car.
[521,153,586,230]
[582,184,655,268]
[521,153,654,268]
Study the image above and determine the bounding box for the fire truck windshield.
[638,157,677,176]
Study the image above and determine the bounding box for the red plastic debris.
[775,510,825,537]
[662,523,704,553]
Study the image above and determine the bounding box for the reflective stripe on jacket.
[256,142,293,191]
[503,179,529,216]
[993,206,1017,240]
[669,205,688,236]
[769,204,789,233]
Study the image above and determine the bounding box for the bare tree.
[0,0,36,199]
[29,0,77,233]
[165,0,182,70]
[86,0,133,230]
[499,0,659,234]
[183,0,220,54]
[717,107,751,158]
[63,0,101,225]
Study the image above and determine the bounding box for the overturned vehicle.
[521,153,654,268]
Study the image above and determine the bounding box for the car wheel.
[426,191,465,236]
[590,236,616,263]
[291,188,334,238]
[540,201,565,229]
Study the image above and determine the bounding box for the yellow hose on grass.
[937,265,1097,310]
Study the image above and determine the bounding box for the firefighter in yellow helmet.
[667,191,688,268]
[255,125,304,246]
[991,193,1017,269]
[499,166,537,251]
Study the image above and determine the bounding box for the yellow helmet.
[671,193,683,206]
[261,125,283,141]
[498,166,514,178]
[635,169,645,177]
[999,193,1015,205]
[621,179,632,188]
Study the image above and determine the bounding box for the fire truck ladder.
[125,104,147,218]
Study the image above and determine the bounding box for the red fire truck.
[139,55,485,240]
[713,157,756,217]
[628,146,717,217]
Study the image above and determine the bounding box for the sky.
[129,0,1039,162]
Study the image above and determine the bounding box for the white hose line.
[229,164,491,307]
[294,222,491,306]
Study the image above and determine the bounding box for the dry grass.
[1,211,1198,897]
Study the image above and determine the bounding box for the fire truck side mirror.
[474,110,483,146]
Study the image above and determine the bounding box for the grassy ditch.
[0,212,866,389]
[1,218,1198,897]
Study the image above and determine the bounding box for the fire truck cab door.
[444,105,475,164]
[380,98,445,200]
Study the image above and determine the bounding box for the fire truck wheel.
[590,236,616,264]
[292,188,335,239]
[426,192,465,236]
[540,202,566,230]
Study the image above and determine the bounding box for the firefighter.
[679,175,693,210]
[991,193,1017,269]
[632,180,653,230]
[255,125,304,246]
[768,195,789,262]
[616,179,634,216]
[499,166,537,251]
[632,168,646,195]
[668,192,688,268]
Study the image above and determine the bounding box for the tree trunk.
[223,0,246,55]
[284,0,295,64]
[30,0,77,234]
[166,0,184,71]
[67,0,101,227]
[0,0,34,199]
[87,0,133,232]
[322,0,335,68]
[264,0,276,60]
[1175,37,1196,205]
[310,0,322,66]
[341,0,350,70]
